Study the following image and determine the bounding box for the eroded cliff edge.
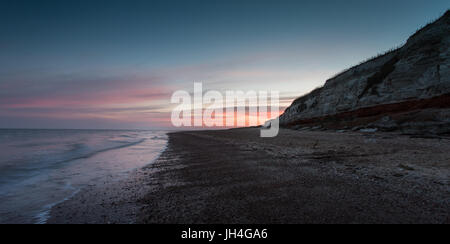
[280,10,450,134]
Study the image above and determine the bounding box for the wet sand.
[48,128,450,224]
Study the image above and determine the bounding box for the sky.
[0,0,448,129]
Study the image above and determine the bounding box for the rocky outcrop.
[280,10,450,134]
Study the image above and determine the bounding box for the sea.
[0,129,168,224]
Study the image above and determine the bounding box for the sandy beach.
[48,128,450,224]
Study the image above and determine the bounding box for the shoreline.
[48,128,450,224]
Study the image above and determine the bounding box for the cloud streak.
[0,51,306,129]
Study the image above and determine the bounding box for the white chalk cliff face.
[280,10,450,134]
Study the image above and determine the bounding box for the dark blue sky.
[0,0,448,129]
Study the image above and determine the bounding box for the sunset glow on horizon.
[1,0,448,129]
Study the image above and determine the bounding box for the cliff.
[279,10,450,134]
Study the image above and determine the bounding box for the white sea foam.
[0,129,167,224]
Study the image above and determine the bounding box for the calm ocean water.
[0,129,167,224]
